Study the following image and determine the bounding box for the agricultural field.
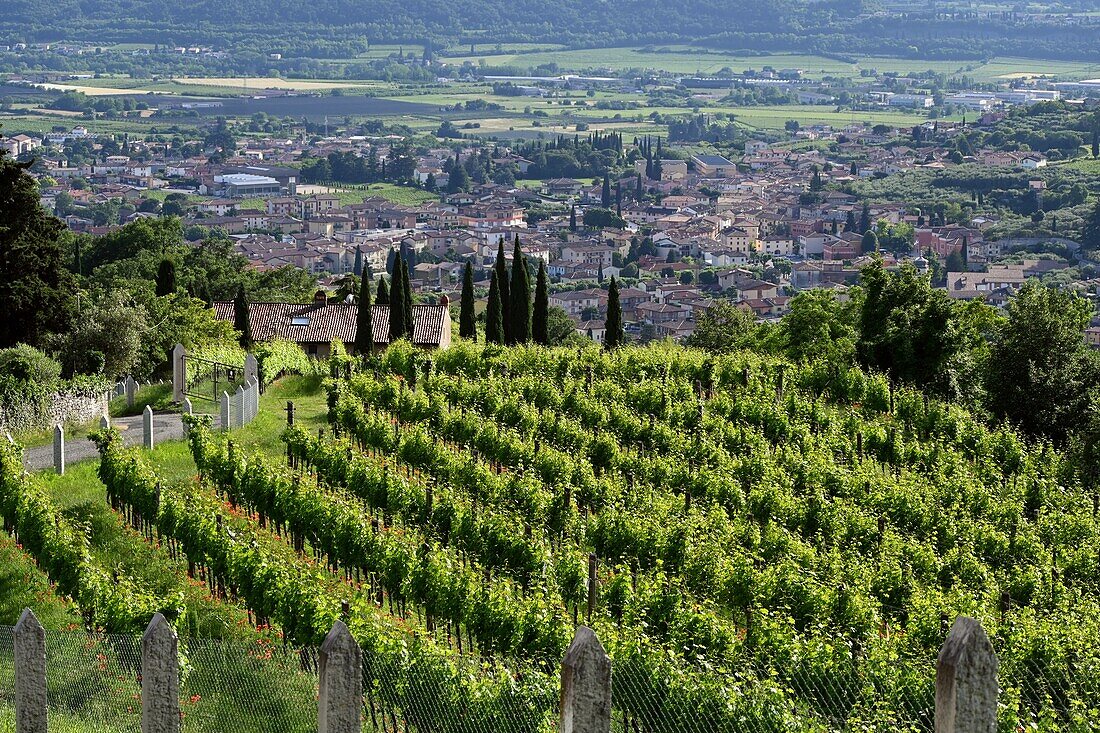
[5,340,1098,731]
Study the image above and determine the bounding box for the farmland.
[4,340,1100,730]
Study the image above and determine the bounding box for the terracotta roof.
[213,301,450,348]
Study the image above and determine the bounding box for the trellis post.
[560,626,612,733]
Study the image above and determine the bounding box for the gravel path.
[21,411,216,472]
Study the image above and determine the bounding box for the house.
[691,154,736,178]
[212,293,451,356]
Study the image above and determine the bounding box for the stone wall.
[0,385,110,436]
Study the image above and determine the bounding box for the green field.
[437,46,1098,81]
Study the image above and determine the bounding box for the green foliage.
[509,238,531,344]
[485,270,505,345]
[603,277,623,350]
[532,261,549,346]
[0,155,77,349]
[857,260,965,396]
[0,344,62,384]
[355,277,374,354]
[684,300,756,354]
[253,339,316,384]
[459,262,477,341]
[986,280,1097,442]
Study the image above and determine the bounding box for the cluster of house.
[3,118,1084,348]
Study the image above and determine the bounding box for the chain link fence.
[2,625,1100,733]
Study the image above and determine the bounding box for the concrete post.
[244,353,259,386]
[234,385,246,429]
[560,626,612,733]
[143,405,154,450]
[14,608,47,733]
[100,414,110,431]
[318,620,362,733]
[53,424,64,475]
[142,613,180,733]
[936,616,998,733]
[220,391,230,431]
[124,376,138,409]
[250,378,260,423]
[182,398,193,416]
[171,344,187,403]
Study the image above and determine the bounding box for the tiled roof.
[213,301,450,348]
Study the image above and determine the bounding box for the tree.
[856,260,964,394]
[533,260,550,346]
[353,246,363,277]
[782,289,857,364]
[49,291,147,379]
[355,277,374,355]
[945,250,964,273]
[376,275,390,305]
[601,172,611,208]
[986,280,1096,442]
[233,284,253,349]
[684,301,755,353]
[459,261,476,340]
[494,240,511,342]
[388,259,407,342]
[447,158,469,193]
[860,230,878,254]
[809,166,823,192]
[485,270,505,344]
[603,277,623,350]
[509,236,531,344]
[1082,198,1100,251]
[844,210,857,232]
[569,206,577,232]
[155,258,177,297]
[0,155,77,348]
[859,202,871,234]
[400,253,414,338]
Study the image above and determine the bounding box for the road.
[21,411,216,472]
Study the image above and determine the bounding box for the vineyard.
[3,340,1100,731]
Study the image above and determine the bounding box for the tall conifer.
[485,270,504,344]
[509,235,531,344]
[533,260,549,346]
[459,261,476,340]
[604,277,623,350]
[355,277,374,354]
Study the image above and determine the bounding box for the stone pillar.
[124,376,138,409]
[936,616,998,733]
[318,620,362,733]
[100,414,110,431]
[171,344,187,403]
[220,391,230,431]
[244,353,259,386]
[142,405,154,450]
[182,398,193,417]
[142,613,180,733]
[14,608,47,733]
[250,378,260,423]
[560,626,612,733]
[53,424,64,476]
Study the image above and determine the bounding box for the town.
[3,69,1099,349]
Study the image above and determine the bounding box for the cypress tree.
[353,246,363,276]
[601,172,611,208]
[533,260,549,346]
[355,277,374,355]
[859,202,871,234]
[388,261,406,342]
[485,270,504,344]
[401,254,414,338]
[509,235,531,344]
[604,277,623,350]
[844,210,857,232]
[233,284,253,349]
[570,205,577,232]
[376,275,390,304]
[636,173,643,198]
[616,180,622,214]
[494,240,511,341]
[459,261,476,340]
[155,258,177,297]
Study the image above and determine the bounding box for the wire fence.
[2,626,1100,733]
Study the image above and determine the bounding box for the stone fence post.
[936,616,998,733]
[14,608,47,733]
[53,425,64,476]
[244,353,258,386]
[560,626,612,733]
[142,613,180,733]
[143,405,154,450]
[171,344,187,403]
[124,376,138,409]
[220,391,230,431]
[318,620,362,733]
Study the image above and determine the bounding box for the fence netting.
[1,626,1100,733]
